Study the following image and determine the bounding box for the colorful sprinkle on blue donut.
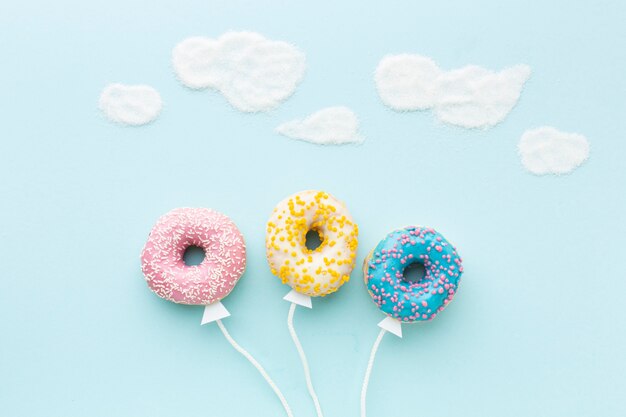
[363,226,463,322]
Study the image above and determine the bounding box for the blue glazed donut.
[363,226,463,322]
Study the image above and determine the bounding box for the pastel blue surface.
[365,227,463,322]
[1,1,625,416]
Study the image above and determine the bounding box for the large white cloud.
[276,107,362,145]
[375,54,531,129]
[518,127,590,175]
[172,32,306,112]
[99,83,162,126]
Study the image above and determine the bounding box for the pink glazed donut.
[140,208,246,305]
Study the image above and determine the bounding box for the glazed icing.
[141,208,246,305]
[266,190,359,297]
[363,226,463,322]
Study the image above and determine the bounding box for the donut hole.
[305,229,323,251]
[183,245,206,266]
[403,262,426,284]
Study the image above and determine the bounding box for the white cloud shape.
[172,32,306,112]
[276,107,362,145]
[375,54,531,129]
[99,84,162,126]
[518,127,590,175]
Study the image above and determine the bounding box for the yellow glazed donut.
[266,190,359,297]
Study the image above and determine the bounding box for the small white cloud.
[276,107,363,145]
[99,83,162,126]
[434,65,530,128]
[375,54,442,111]
[172,32,306,112]
[375,54,531,129]
[518,127,590,175]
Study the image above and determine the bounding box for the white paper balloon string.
[287,302,324,417]
[360,328,387,417]
[215,319,294,417]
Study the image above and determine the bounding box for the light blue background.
[1,1,625,416]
